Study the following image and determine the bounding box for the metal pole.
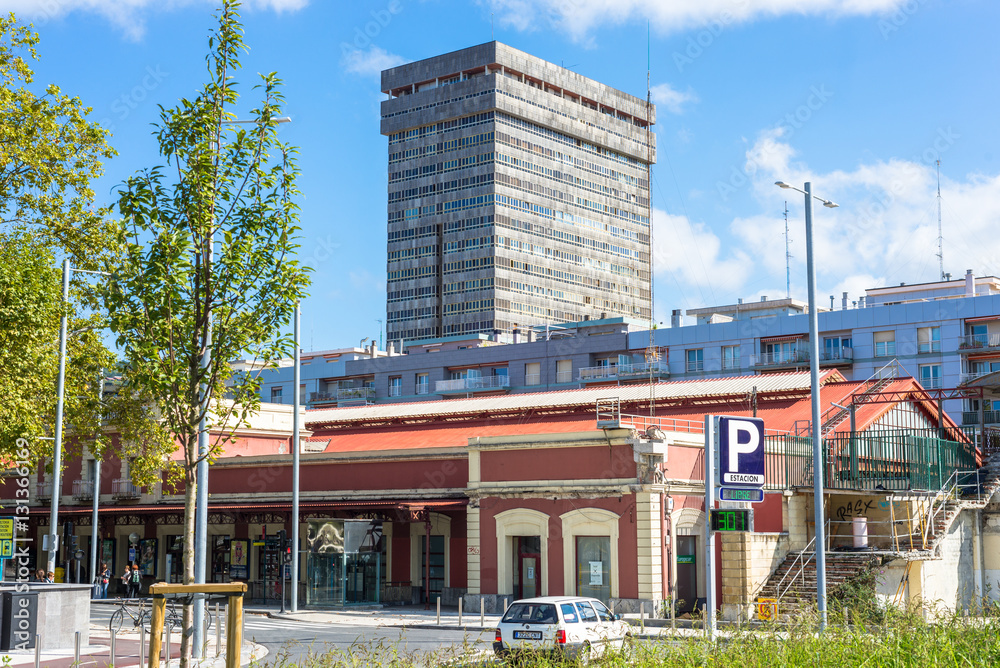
[291,303,301,613]
[110,631,116,666]
[804,182,828,630]
[74,631,80,665]
[34,634,40,668]
[47,259,71,575]
[216,601,222,658]
[194,257,213,655]
[90,377,103,598]
[704,415,716,640]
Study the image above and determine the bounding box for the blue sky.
[8,0,1000,350]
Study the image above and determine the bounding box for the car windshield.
[502,602,558,624]
[591,600,615,622]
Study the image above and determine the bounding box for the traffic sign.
[0,518,15,560]
[757,598,778,621]
[719,416,765,488]
[719,487,764,502]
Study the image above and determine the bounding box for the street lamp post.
[291,303,301,612]
[47,260,112,578]
[775,180,838,630]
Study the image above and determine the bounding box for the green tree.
[108,2,309,660]
[0,15,166,473]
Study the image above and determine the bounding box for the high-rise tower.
[381,42,655,344]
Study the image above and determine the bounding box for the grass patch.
[255,612,1000,667]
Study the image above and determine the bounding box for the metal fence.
[763,430,978,492]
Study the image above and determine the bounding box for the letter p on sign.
[719,416,765,487]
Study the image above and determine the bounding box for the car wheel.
[579,641,594,665]
[622,634,635,658]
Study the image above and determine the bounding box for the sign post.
[706,415,766,637]
[703,415,716,640]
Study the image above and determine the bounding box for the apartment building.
[257,272,1000,428]
[381,42,655,344]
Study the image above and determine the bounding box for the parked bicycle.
[109,597,150,634]
[163,598,215,631]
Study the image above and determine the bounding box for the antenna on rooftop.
[936,159,944,280]
[784,201,792,299]
[645,19,657,418]
[491,13,494,41]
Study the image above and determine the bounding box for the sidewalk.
[0,626,266,668]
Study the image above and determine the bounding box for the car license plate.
[513,631,542,640]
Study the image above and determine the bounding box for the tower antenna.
[784,201,792,299]
[645,19,656,418]
[936,159,944,280]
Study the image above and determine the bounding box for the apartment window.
[388,376,402,397]
[762,340,798,364]
[415,373,430,394]
[874,330,896,357]
[556,359,572,384]
[525,362,541,386]
[722,345,740,370]
[686,349,704,373]
[270,386,283,403]
[918,326,941,354]
[919,364,942,389]
[823,336,853,360]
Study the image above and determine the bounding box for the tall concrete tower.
[381,42,655,344]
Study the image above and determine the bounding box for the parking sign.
[719,416,765,487]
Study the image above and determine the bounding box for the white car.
[493,596,633,661]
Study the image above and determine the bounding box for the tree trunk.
[180,463,197,667]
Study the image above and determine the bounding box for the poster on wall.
[102,538,115,573]
[139,538,157,576]
[589,561,603,586]
[230,539,248,579]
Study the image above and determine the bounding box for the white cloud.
[652,207,754,291]
[484,0,907,40]
[650,83,698,115]
[342,45,406,77]
[0,0,308,41]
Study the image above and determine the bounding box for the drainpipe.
[660,492,671,607]
[424,512,432,609]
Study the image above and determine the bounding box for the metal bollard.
[74,631,81,666]
[140,626,145,666]
[110,631,116,667]
[503,597,508,612]
[458,596,463,626]
[640,608,645,633]
[34,634,40,668]
[436,596,441,625]
[164,624,171,662]
[480,597,485,627]
[216,601,222,658]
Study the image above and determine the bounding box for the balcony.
[310,386,376,405]
[578,361,669,383]
[36,481,52,500]
[918,341,941,354]
[555,370,574,384]
[959,333,1000,353]
[388,385,402,397]
[753,350,809,369]
[524,373,541,386]
[415,383,431,395]
[111,478,141,500]
[819,347,854,366]
[435,375,510,394]
[962,410,1000,425]
[71,479,93,502]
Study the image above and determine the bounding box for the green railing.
[763,430,979,492]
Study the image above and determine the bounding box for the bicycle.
[109,597,150,634]
[164,598,215,631]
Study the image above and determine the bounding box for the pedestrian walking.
[129,563,141,598]
[99,562,111,599]
[121,563,132,597]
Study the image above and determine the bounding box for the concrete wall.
[15,584,91,650]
